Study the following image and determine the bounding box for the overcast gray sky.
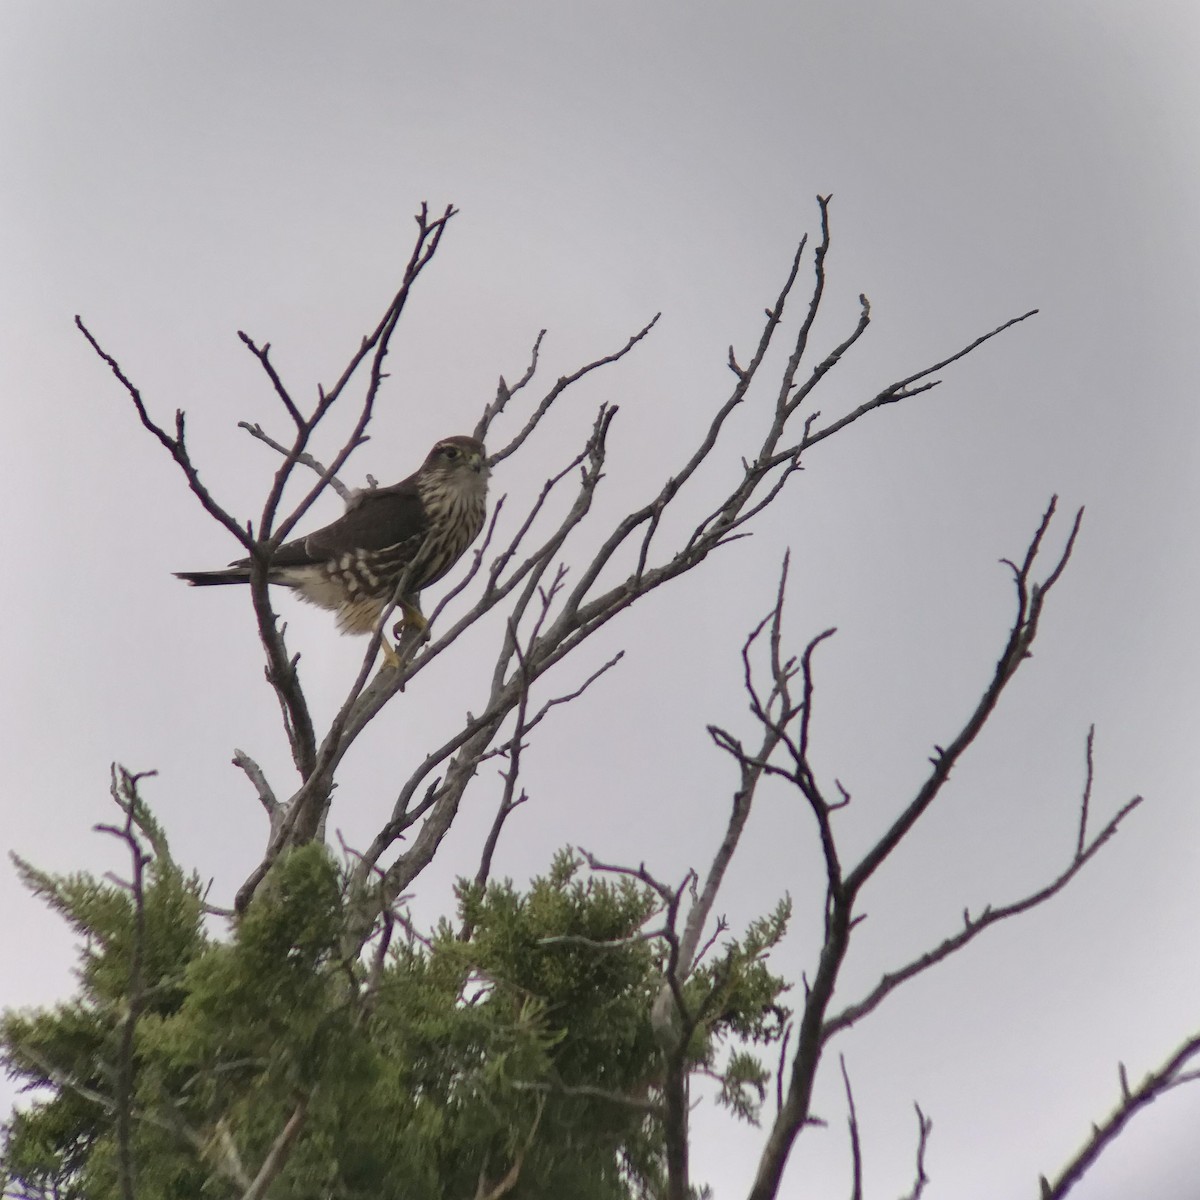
[3,3,1199,1197]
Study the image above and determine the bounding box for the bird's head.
[418,436,490,512]
[423,435,488,480]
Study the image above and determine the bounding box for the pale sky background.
[2,3,1199,1198]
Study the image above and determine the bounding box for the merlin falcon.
[176,435,489,650]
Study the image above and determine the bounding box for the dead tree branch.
[240,1096,309,1200]
[1039,1034,1200,1199]
[840,1055,863,1200]
[75,316,253,553]
[94,766,157,1200]
[899,1104,933,1200]
[481,315,660,464]
[742,500,1116,1200]
[823,730,1142,1039]
[846,496,1084,896]
[82,204,457,797]
[472,329,546,440]
[237,421,356,502]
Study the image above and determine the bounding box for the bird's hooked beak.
[470,449,490,476]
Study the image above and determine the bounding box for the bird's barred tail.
[174,568,252,587]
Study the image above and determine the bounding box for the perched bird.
[176,435,488,655]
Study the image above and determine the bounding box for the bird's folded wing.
[301,482,427,558]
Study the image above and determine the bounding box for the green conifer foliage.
[4,828,788,1200]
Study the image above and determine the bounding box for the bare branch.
[76,315,253,552]
[748,501,1085,1200]
[236,334,305,428]
[232,749,283,837]
[898,1104,933,1200]
[212,1119,254,1191]
[493,650,624,750]
[473,328,546,443]
[240,1097,309,1200]
[266,204,458,549]
[95,765,155,1200]
[215,210,457,793]
[235,555,432,907]
[326,410,621,926]
[468,603,552,907]
[773,196,839,421]
[676,559,800,986]
[840,1055,863,1200]
[825,766,1142,1038]
[471,1095,544,1200]
[220,206,459,791]
[1040,1034,1200,1199]
[486,316,659,467]
[1076,726,1096,858]
[800,309,1039,451]
[790,629,843,909]
[537,928,667,952]
[845,498,1084,898]
[237,421,355,501]
[510,1078,659,1114]
[775,1023,793,1117]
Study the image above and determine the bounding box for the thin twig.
[238,421,355,501]
[839,1055,862,1200]
[1039,1035,1200,1199]
[898,1104,933,1200]
[94,765,156,1200]
[241,1097,309,1200]
[487,316,659,467]
[822,794,1140,1039]
[76,316,253,551]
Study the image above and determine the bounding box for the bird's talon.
[398,599,429,635]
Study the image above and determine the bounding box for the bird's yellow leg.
[397,599,428,634]
[381,601,427,669]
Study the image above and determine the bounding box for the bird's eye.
[442,445,460,460]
